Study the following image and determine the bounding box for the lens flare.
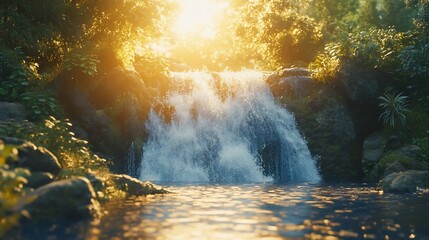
[174,0,228,39]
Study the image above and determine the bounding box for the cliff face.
[267,63,385,181]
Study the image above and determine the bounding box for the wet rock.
[110,174,168,196]
[380,170,429,193]
[0,102,27,121]
[25,172,54,189]
[23,177,100,219]
[17,143,61,176]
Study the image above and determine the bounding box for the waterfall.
[139,71,320,183]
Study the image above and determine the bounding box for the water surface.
[10,183,429,239]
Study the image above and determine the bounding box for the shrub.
[0,141,30,238]
[308,43,341,82]
[378,92,410,128]
[0,49,31,101]
[21,91,62,121]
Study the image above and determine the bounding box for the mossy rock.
[109,174,169,196]
[380,170,429,193]
[369,146,428,181]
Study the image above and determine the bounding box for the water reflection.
[9,184,429,239]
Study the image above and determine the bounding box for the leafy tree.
[235,0,323,69]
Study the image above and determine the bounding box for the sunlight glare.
[174,0,228,39]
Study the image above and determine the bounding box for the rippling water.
[9,184,429,239]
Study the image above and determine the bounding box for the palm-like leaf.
[378,92,409,128]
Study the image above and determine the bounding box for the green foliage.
[29,117,107,172]
[308,43,341,82]
[412,137,429,162]
[0,49,31,101]
[0,142,30,238]
[399,104,429,141]
[369,152,414,180]
[399,43,429,78]
[306,0,359,32]
[378,92,410,128]
[63,52,100,77]
[21,91,62,121]
[235,0,323,69]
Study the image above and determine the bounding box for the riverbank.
[0,136,168,236]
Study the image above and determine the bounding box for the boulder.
[315,103,356,141]
[369,146,427,181]
[0,102,27,121]
[338,61,380,103]
[273,76,317,98]
[266,67,310,86]
[17,143,61,176]
[22,177,100,219]
[280,68,311,77]
[380,170,429,193]
[110,174,168,196]
[25,172,54,189]
[398,145,422,160]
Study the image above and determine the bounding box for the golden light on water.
[174,0,228,39]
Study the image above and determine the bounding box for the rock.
[369,146,427,181]
[380,170,429,193]
[398,145,421,160]
[90,67,147,109]
[362,132,386,173]
[338,61,380,103]
[84,172,104,191]
[0,136,27,146]
[315,103,356,141]
[385,135,402,151]
[70,124,89,141]
[53,67,150,175]
[384,161,406,177]
[110,174,168,196]
[266,67,310,86]
[0,102,27,121]
[17,143,61,176]
[275,76,316,98]
[280,68,311,78]
[22,177,100,219]
[25,172,54,189]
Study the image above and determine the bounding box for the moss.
[369,152,414,181]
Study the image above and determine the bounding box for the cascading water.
[139,71,320,183]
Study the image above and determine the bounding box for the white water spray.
[139,71,320,183]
